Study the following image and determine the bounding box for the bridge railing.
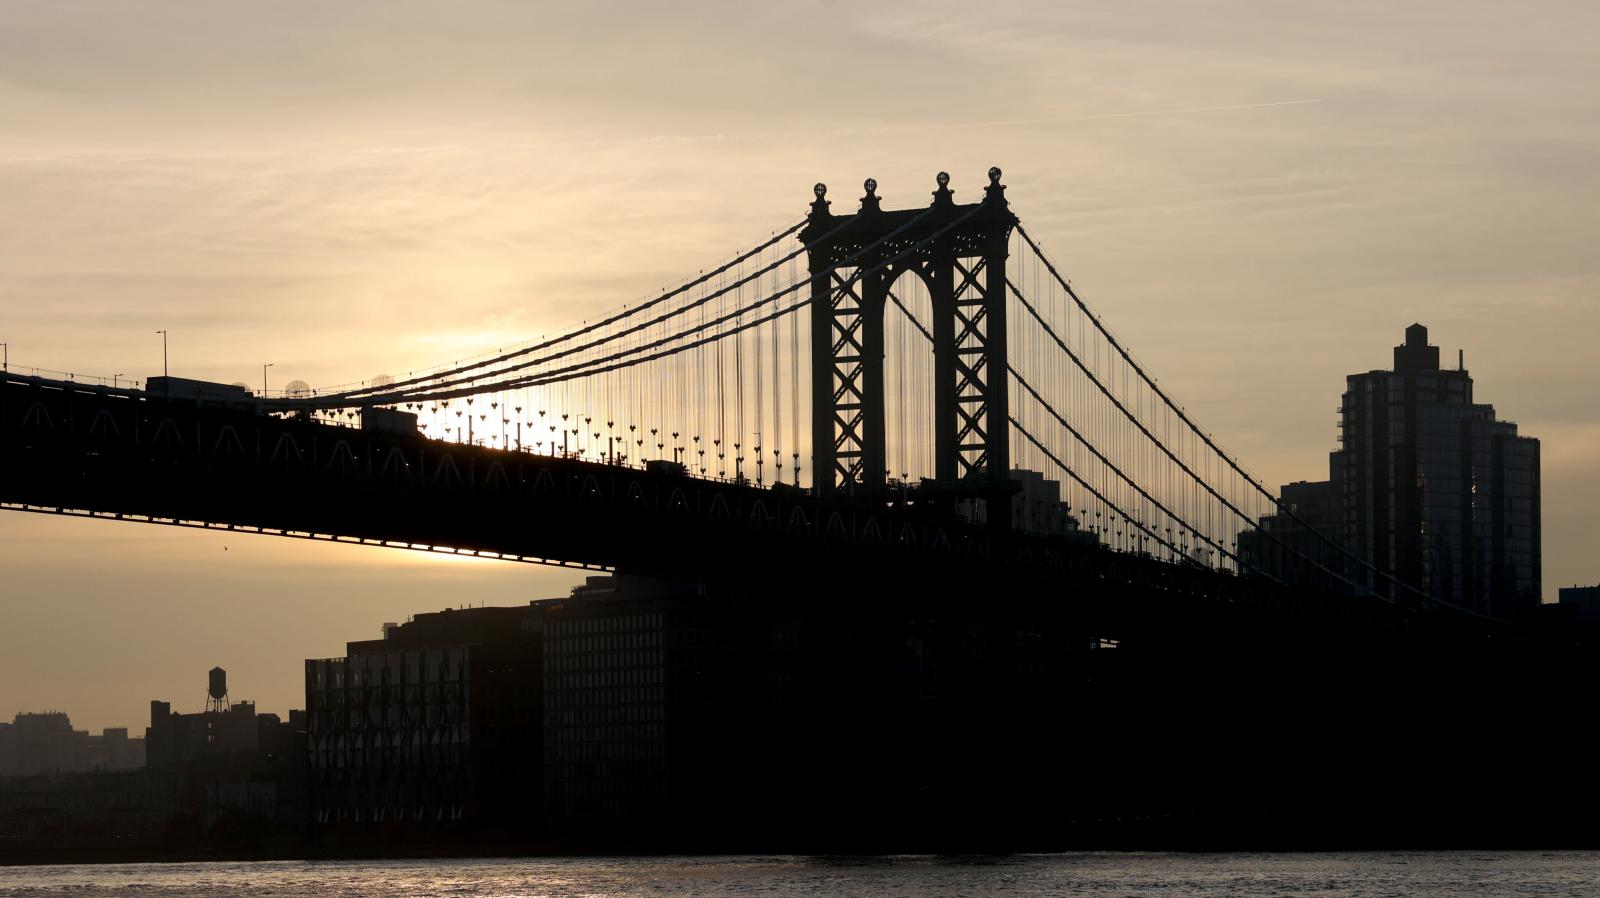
[3,366,143,391]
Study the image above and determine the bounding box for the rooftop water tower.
[206,666,229,712]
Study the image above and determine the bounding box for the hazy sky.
[3,1,1597,732]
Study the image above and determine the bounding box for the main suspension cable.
[1014,223,1432,606]
[289,219,808,407]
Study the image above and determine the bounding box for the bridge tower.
[802,169,1018,520]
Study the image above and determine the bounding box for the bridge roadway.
[0,372,1454,639]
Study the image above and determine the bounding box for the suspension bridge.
[0,168,1476,632]
[7,167,1588,852]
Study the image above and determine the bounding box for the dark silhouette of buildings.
[148,699,260,768]
[1558,584,1600,622]
[537,575,756,829]
[145,671,307,842]
[1237,479,1345,589]
[0,676,304,863]
[1242,324,1540,617]
[305,603,541,830]
[1009,469,1095,539]
[302,571,1187,852]
[305,575,758,844]
[0,712,145,777]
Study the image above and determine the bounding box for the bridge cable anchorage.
[294,219,807,405]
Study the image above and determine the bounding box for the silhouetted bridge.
[0,169,1496,638]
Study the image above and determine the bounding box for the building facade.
[1237,479,1351,592]
[0,713,145,777]
[304,575,765,843]
[305,604,543,832]
[1335,324,1540,616]
[1245,325,1540,617]
[1558,584,1600,623]
[1009,469,1093,539]
[537,575,755,830]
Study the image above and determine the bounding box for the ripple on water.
[3,852,1600,898]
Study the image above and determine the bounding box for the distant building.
[1558,584,1600,623]
[5,713,84,776]
[305,603,542,830]
[0,676,302,858]
[0,712,145,777]
[87,727,146,772]
[1009,469,1092,539]
[1241,325,1539,617]
[1335,324,1540,616]
[144,672,306,833]
[147,699,262,767]
[537,575,751,827]
[1237,480,1345,587]
[305,574,758,840]
[958,469,1095,543]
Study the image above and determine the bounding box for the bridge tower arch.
[802,169,1018,522]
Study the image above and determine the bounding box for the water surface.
[2,852,1597,897]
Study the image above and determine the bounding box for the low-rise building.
[305,604,541,831]
[0,713,145,777]
[305,574,758,842]
[1558,584,1600,623]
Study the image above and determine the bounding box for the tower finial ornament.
[932,171,953,206]
[984,165,1006,203]
[809,182,831,219]
[860,177,881,213]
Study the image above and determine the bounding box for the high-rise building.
[1246,325,1540,617]
[1336,324,1539,616]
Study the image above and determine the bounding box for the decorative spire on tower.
[808,182,830,222]
[932,170,953,207]
[984,166,1006,204]
[859,177,881,214]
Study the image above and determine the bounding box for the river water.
[2,852,1597,897]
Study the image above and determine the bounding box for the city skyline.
[5,1,1599,732]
